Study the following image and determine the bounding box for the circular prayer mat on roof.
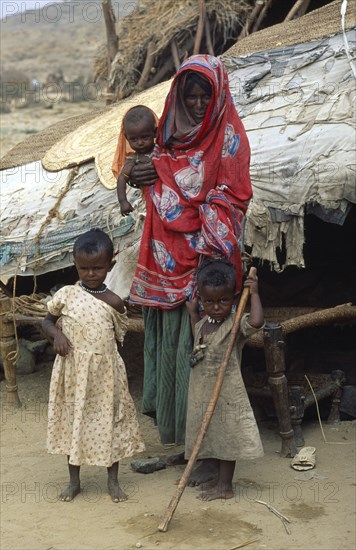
[42,80,171,189]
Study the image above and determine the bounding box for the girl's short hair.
[197,259,236,289]
[73,229,113,259]
[123,105,156,131]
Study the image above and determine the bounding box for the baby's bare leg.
[107,462,127,503]
[197,460,235,501]
[59,457,81,501]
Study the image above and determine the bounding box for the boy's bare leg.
[59,457,81,501]
[187,458,219,486]
[107,462,127,503]
[197,460,235,501]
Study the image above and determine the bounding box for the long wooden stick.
[284,0,310,22]
[251,0,273,34]
[204,16,214,55]
[158,267,256,532]
[102,0,118,63]
[135,41,155,92]
[193,0,206,54]
[170,39,180,71]
[238,1,264,40]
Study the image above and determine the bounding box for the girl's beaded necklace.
[79,281,108,294]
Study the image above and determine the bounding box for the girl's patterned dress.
[47,285,145,466]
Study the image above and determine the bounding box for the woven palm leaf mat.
[1,0,354,185]
[42,80,171,189]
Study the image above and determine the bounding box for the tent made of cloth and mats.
[0,0,355,298]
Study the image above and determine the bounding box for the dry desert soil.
[1,3,355,548]
[1,332,355,550]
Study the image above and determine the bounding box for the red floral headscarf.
[130,55,252,308]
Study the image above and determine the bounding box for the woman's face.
[184,83,211,124]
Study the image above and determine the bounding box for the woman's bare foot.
[59,483,81,502]
[197,482,234,501]
[198,478,218,491]
[107,478,127,503]
[165,452,187,466]
[187,459,219,487]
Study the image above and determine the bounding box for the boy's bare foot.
[187,459,218,487]
[197,483,234,501]
[107,478,127,503]
[59,483,81,502]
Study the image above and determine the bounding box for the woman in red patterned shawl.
[129,55,252,476]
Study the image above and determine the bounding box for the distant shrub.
[0,100,11,113]
[0,69,31,102]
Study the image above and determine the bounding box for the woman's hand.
[185,297,199,316]
[130,161,158,187]
[186,297,200,335]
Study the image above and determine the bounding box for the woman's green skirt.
[142,305,193,445]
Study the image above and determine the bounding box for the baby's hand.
[244,272,259,295]
[120,200,134,216]
[53,331,72,357]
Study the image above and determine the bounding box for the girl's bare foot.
[59,483,81,502]
[197,482,234,501]
[107,478,127,503]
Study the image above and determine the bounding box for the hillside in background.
[1,0,136,83]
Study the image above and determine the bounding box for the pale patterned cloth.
[46,285,145,466]
[185,314,264,461]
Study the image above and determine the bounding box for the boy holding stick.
[185,260,264,501]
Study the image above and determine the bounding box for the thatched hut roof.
[94,0,251,100]
[1,0,351,174]
[223,0,353,57]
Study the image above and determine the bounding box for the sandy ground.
[1,352,355,550]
